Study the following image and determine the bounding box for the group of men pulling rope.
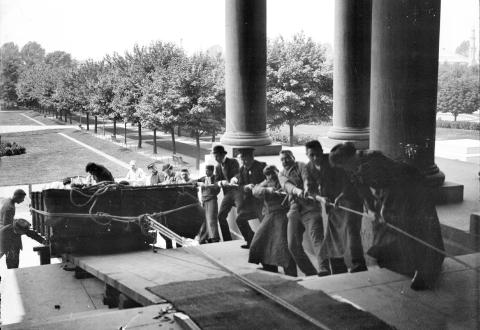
[184,141,446,291]
[1,139,466,292]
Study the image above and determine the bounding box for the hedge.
[436,120,480,131]
[0,141,27,157]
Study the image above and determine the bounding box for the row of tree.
[1,34,334,152]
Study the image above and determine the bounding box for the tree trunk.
[196,131,201,170]
[69,112,72,124]
[138,122,142,148]
[289,122,294,147]
[64,110,68,123]
[94,116,98,134]
[124,122,127,145]
[177,126,181,137]
[454,113,458,122]
[153,129,157,154]
[113,119,116,138]
[212,128,216,142]
[170,127,177,154]
[102,117,105,136]
[86,113,90,130]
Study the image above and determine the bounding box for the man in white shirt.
[125,160,146,186]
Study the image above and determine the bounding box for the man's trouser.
[204,198,219,241]
[217,190,236,241]
[286,203,324,276]
[1,249,20,269]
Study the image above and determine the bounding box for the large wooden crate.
[30,185,204,256]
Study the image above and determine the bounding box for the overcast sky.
[0,0,478,61]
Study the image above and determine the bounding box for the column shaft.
[221,0,271,147]
[370,0,444,185]
[328,0,372,149]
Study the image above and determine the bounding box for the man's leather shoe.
[350,264,368,273]
[410,271,428,291]
[317,265,331,277]
[241,243,250,249]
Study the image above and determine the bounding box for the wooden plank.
[1,264,107,325]
[70,241,278,306]
[3,304,186,330]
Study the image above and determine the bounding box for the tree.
[20,41,45,67]
[437,63,480,121]
[171,53,225,168]
[0,42,22,106]
[114,42,186,150]
[266,32,333,146]
[455,40,470,57]
[45,51,73,67]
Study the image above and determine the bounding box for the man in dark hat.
[231,147,266,248]
[213,145,239,241]
[0,189,45,268]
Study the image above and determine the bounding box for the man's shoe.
[317,265,331,277]
[410,271,428,291]
[241,243,250,249]
[330,258,348,274]
[350,264,368,273]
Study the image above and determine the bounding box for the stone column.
[370,0,444,186]
[328,0,372,149]
[221,0,280,156]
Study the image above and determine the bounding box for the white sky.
[0,0,478,61]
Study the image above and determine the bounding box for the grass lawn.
[0,130,130,186]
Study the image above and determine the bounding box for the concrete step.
[298,253,480,330]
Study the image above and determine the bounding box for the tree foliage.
[266,32,333,146]
[437,63,480,121]
[0,42,22,104]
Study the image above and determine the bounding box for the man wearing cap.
[125,160,146,186]
[145,163,163,185]
[231,147,266,249]
[213,145,239,241]
[0,189,45,268]
[161,164,177,184]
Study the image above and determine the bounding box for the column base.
[327,127,370,149]
[435,181,464,205]
[220,131,272,146]
[423,164,446,187]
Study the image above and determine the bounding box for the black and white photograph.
[0,0,479,329]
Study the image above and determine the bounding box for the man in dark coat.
[303,140,367,276]
[85,162,114,183]
[231,148,266,248]
[213,145,239,241]
[0,189,45,269]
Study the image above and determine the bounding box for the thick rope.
[312,195,480,274]
[145,216,331,330]
[30,203,199,225]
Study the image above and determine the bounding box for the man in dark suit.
[213,145,239,241]
[231,148,266,248]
